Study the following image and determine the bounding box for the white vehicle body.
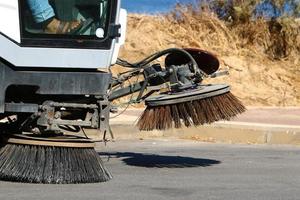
[0,0,126,69]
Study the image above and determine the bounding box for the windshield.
[22,0,110,39]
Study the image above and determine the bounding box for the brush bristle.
[137,92,246,131]
[0,143,112,184]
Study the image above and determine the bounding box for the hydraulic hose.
[117,48,208,78]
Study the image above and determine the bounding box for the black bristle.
[0,143,112,184]
[138,92,246,131]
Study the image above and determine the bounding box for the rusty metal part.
[145,84,230,106]
[165,48,220,75]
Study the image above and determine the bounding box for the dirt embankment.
[116,12,300,107]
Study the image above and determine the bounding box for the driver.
[27,0,84,34]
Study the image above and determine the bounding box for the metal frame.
[0,59,111,113]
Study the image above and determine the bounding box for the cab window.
[20,0,117,49]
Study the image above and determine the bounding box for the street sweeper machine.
[0,0,245,184]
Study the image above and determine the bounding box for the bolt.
[54,112,61,119]
[48,119,53,125]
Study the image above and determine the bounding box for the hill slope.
[117,13,300,107]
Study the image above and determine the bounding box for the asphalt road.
[1,139,300,200]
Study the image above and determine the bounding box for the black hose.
[116,48,207,77]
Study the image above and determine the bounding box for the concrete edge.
[105,121,300,146]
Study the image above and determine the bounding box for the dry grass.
[116,6,300,107]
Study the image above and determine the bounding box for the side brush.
[111,48,246,131]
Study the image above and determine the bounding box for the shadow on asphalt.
[99,152,221,168]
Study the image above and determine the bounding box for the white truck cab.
[0,0,126,69]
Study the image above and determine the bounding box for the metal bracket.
[36,101,109,134]
[98,100,110,134]
[108,24,121,38]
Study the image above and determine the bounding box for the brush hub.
[2,134,95,148]
[145,84,230,106]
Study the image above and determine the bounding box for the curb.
[106,121,300,145]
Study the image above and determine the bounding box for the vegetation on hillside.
[172,0,300,59]
[117,0,300,106]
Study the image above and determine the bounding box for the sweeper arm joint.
[110,48,217,103]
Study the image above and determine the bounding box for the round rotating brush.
[115,47,245,131]
[0,134,112,184]
[137,84,246,131]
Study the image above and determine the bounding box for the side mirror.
[111,8,127,65]
[118,8,127,46]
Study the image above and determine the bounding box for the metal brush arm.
[209,70,229,78]
[109,66,167,102]
[110,48,220,103]
[109,81,145,101]
[110,69,141,87]
[109,80,162,103]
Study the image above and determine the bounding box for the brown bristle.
[171,104,181,129]
[137,92,246,131]
[185,101,200,126]
[178,103,192,127]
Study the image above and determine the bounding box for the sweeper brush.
[137,85,246,131]
[0,135,112,184]
[114,48,246,131]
